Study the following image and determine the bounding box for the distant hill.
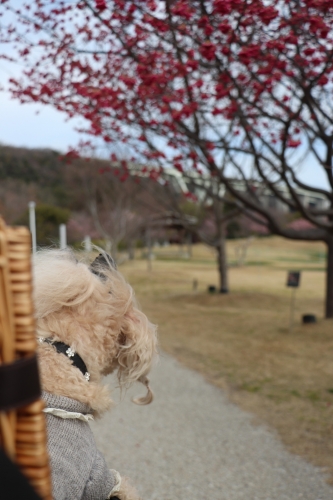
[0,145,76,224]
[0,145,61,184]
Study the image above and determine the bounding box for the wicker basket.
[0,217,52,500]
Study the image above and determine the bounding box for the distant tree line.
[0,144,261,291]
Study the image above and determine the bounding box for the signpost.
[287,271,301,331]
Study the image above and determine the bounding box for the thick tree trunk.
[325,237,333,318]
[216,233,229,294]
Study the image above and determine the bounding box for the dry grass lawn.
[119,237,333,482]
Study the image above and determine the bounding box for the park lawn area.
[120,237,333,482]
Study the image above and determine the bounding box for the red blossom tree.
[2,0,333,315]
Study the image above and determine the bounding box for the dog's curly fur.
[34,249,157,499]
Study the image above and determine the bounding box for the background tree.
[2,1,333,315]
[16,204,70,246]
[64,156,148,260]
[143,172,241,292]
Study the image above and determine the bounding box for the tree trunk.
[105,238,112,255]
[146,228,153,272]
[178,236,184,255]
[216,233,229,294]
[104,238,118,263]
[128,240,135,260]
[186,231,193,258]
[325,237,333,318]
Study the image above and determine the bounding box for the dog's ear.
[132,375,154,405]
[89,252,117,280]
[116,308,157,405]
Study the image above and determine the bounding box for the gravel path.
[91,352,333,500]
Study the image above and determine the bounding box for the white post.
[29,201,37,255]
[59,224,67,250]
[84,235,92,252]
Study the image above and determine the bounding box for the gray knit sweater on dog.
[43,392,118,500]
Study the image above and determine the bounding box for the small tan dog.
[34,249,157,500]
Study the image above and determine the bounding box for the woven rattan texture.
[0,218,52,500]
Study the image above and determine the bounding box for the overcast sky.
[0,89,84,151]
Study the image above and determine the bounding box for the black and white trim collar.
[38,338,90,381]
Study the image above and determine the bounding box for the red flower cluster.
[95,0,107,11]
[1,0,332,177]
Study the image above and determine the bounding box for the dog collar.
[38,338,90,382]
